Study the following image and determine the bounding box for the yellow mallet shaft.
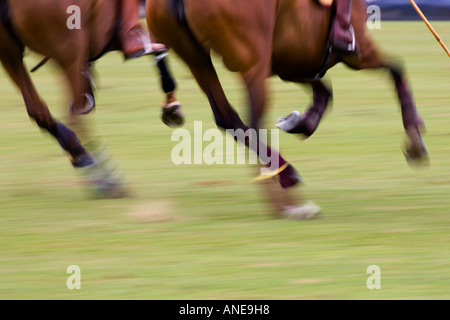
[409,0,450,58]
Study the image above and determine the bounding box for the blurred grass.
[0,22,449,299]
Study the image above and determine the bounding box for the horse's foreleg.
[66,62,96,116]
[276,79,333,138]
[60,59,97,144]
[0,54,94,168]
[243,70,303,190]
[242,71,320,218]
[60,58,128,198]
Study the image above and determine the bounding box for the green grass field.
[0,22,449,300]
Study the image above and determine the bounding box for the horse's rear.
[271,0,387,79]
[7,0,117,63]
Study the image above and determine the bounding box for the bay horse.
[146,0,429,218]
[0,0,181,197]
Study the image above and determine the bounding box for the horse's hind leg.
[389,64,428,165]
[0,48,95,168]
[276,79,333,138]
[240,64,303,189]
[345,34,428,165]
[241,68,321,218]
[153,51,184,127]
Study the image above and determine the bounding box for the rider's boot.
[119,0,165,59]
[330,0,356,53]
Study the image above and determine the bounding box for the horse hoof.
[84,166,129,199]
[69,93,95,115]
[162,102,184,127]
[91,180,129,199]
[78,142,130,199]
[281,202,322,220]
[403,133,430,167]
[275,110,316,137]
[275,111,302,133]
[279,163,303,189]
[71,153,97,168]
[403,147,430,167]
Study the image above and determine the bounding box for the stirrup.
[331,25,356,53]
[133,27,167,56]
[347,25,356,52]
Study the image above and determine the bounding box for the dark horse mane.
[166,0,206,55]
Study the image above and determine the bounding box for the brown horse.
[146,0,429,218]
[0,0,180,196]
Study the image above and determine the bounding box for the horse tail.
[167,0,187,24]
[0,0,24,50]
[166,0,206,55]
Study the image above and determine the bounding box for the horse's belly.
[272,54,330,82]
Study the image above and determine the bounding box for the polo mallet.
[409,0,450,58]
